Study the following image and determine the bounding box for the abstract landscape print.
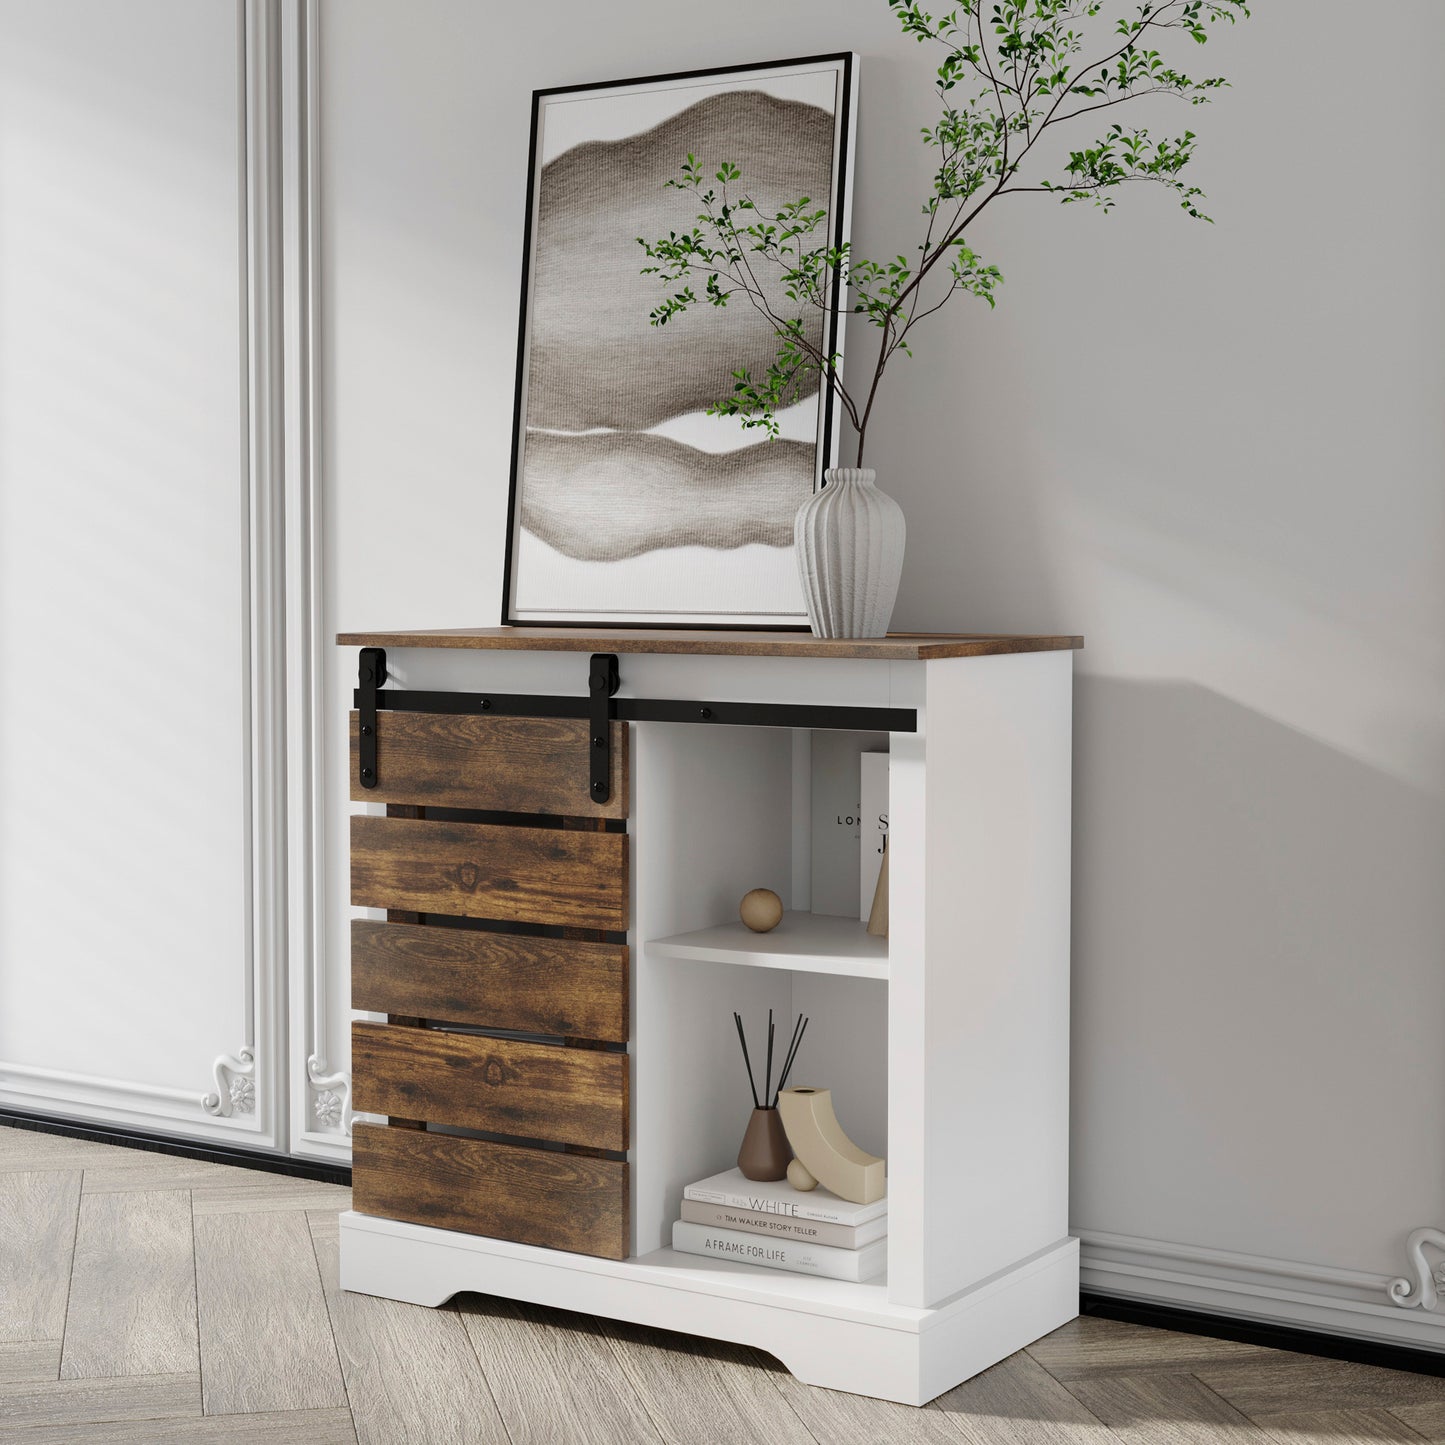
[503,55,856,627]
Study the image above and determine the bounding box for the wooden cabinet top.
[334,627,1083,662]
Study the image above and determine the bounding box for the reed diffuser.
[733,1009,808,1182]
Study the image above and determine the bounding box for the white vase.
[793,468,906,639]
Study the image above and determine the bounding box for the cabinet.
[337,626,1080,1405]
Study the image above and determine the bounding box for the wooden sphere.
[739,888,784,933]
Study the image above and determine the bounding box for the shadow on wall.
[1070,676,1445,1273]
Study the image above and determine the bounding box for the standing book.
[683,1168,887,1226]
[859,750,889,921]
[672,1220,886,1282]
[810,730,887,916]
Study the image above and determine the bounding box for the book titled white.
[683,1168,886,1226]
[680,1199,887,1248]
[672,1220,885,1282]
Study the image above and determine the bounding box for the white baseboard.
[0,1067,277,1151]
[290,1128,354,1163]
[1079,1228,1445,1352]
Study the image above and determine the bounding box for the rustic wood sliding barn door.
[346,709,632,1259]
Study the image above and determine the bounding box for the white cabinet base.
[340,1210,1078,1406]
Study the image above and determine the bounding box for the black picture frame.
[501,52,858,630]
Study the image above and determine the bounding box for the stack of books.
[671,1168,886,1282]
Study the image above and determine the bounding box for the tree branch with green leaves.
[639,0,1247,468]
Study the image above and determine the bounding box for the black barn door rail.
[356,648,918,800]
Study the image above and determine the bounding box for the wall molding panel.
[235,0,289,1150]
[237,0,288,1153]
[0,0,304,1153]
[280,0,352,1160]
[1080,1229,1445,1352]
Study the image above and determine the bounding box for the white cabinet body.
[339,638,1077,1405]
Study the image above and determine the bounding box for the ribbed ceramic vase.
[793,468,906,638]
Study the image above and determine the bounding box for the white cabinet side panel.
[886,665,928,1304]
[911,652,1074,1307]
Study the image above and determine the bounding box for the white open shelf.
[648,910,889,980]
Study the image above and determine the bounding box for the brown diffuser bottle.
[732,1009,809,1183]
[737,1106,790,1182]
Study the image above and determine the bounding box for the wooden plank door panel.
[351,921,627,1043]
[349,711,628,819]
[350,1022,628,1153]
[350,815,628,931]
[351,1123,629,1260]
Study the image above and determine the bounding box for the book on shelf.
[859,750,889,922]
[672,1220,886,1282]
[679,1199,887,1249]
[810,730,887,916]
[683,1168,887,1227]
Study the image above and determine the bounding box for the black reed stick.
[764,1008,775,1108]
[733,1011,760,1108]
[774,1017,809,1103]
[773,1014,809,1106]
[775,1013,804,1103]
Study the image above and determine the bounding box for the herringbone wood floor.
[4,1123,1444,1442]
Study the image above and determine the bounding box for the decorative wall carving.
[1389,1228,1445,1311]
[308,1058,352,1135]
[202,1048,257,1118]
[313,1088,344,1128]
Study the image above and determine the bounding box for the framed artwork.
[502,53,857,628]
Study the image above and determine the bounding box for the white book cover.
[859,751,889,922]
[672,1220,886,1282]
[683,1168,887,1226]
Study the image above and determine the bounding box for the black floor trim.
[1082,1291,1445,1378]
[0,1107,351,1186]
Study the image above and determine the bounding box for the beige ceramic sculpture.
[777,1086,886,1205]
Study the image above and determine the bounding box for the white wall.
[3,0,1434,1333]
[882,0,1445,1296]
[320,0,1445,1337]
[0,2,261,1136]
[0,1,351,1159]
[12,0,1434,1297]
